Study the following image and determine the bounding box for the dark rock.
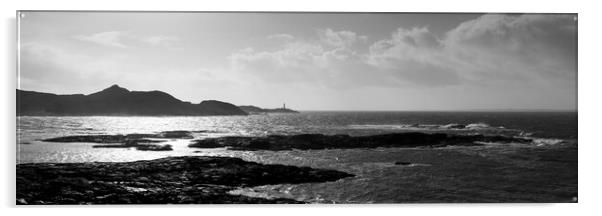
[45,134,173,151]
[17,156,353,204]
[159,130,193,139]
[42,131,200,151]
[17,85,248,116]
[189,139,223,148]
[92,143,173,151]
[189,132,532,151]
[135,144,173,151]
[43,135,128,143]
[43,132,193,144]
[394,162,413,166]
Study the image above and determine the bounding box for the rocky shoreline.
[42,131,533,152]
[42,130,196,151]
[17,156,353,204]
[189,132,533,151]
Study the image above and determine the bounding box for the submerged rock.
[189,132,532,151]
[16,156,353,204]
[394,161,413,166]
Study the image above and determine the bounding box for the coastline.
[16,112,578,203]
[16,156,353,204]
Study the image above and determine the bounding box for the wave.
[527,138,566,146]
[348,122,511,132]
[347,123,571,147]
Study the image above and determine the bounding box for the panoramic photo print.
[16,11,577,204]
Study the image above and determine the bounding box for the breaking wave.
[347,122,570,147]
[348,122,512,132]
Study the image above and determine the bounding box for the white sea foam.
[348,122,510,132]
[530,138,565,146]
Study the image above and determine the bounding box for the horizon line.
[295,109,578,112]
[16,88,577,112]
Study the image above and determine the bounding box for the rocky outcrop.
[42,131,196,151]
[17,85,248,116]
[238,105,299,114]
[158,130,194,139]
[43,130,194,143]
[16,156,354,204]
[188,132,532,151]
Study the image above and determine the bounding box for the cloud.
[229,29,379,86]
[141,35,179,46]
[365,27,462,86]
[229,14,576,89]
[18,42,127,93]
[442,14,577,82]
[267,34,295,40]
[319,29,362,48]
[367,14,576,86]
[73,31,128,48]
[74,31,179,48]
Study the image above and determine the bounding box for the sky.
[18,12,577,111]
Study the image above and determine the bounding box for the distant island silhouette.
[17,85,249,116]
[238,105,299,114]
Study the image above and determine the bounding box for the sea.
[16,111,578,203]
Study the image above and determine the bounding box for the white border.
[2,0,601,215]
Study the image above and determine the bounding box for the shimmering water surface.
[17,111,578,203]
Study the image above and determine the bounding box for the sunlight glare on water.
[16,112,577,203]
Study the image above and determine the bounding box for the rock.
[42,131,197,151]
[394,162,413,166]
[43,135,127,143]
[17,156,353,204]
[188,132,532,151]
[135,144,173,151]
[189,139,223,148]
[159,131,193,139]
[238,105,300,114]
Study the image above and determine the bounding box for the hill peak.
[106,84,128,91]
[89,84,130,97]
[18,85,248,116]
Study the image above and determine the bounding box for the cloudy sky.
[18,12,577,111]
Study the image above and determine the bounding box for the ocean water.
[16,111,578,203]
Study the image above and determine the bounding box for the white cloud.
[442,14,577,82]
[227,14,576,89]
[141,35,179,46]
[229,29,402,88]
[74,31,179,48]
[267,34,295,40]
[73,31,128,48]
[319,29,362,48]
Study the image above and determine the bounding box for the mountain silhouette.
[17,85,247,116]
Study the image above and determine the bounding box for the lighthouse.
[283,103,286,109]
